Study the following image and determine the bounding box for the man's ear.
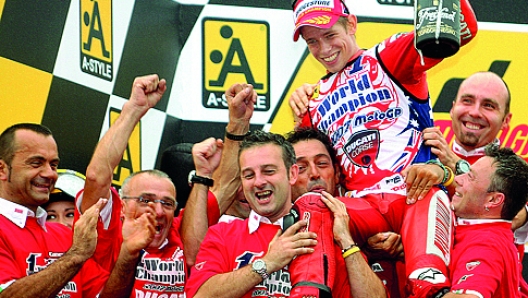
[488,192,505,210]
[346,14,358,35]
[120,199,127,220]
[0,160,9,181]
[289,163,299,186]
[501,112,512,131]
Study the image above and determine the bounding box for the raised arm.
[182,137,223,267]
[181,83,256,267]
[211,82,257,212]
[81,75,166,213]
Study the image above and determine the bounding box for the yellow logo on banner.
[109,108,141,186]
[80,0,113,81]
[202,18,270,111]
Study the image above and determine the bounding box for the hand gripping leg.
[288,192,335,298]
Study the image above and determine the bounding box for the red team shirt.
[0,198,108,297]
[451,141,528,296]
[186,210,355,298]
[77,187,220,298]
[450,219,522,297]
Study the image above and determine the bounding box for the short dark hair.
[0,123,53,166]
[485,145,528,220]
[239,130,296,171]
[285,127,338,166]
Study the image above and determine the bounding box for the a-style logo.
[109,107,140,186]
[202,18,270,111]
[80,0,113,81]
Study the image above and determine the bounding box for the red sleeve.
[207,190,221,226]
[377,32,436,100]
[91,188,123,272]
[459,0,478,46]
[185,225,229,297]
[177,190,220,226]
[79,258,110,297]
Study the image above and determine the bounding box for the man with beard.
[421,71,528,294]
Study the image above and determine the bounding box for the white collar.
[248,210,283,234]
[452,139,500,157]
[456,217,511,226]
[0,198,48,231]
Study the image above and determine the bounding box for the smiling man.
[0,123,108,297]
[77,74,190,298]
[185,130,387,298]
[288,1,479,296]
[444,145,528,297]
[424,71,512,171]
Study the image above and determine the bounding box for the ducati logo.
[344,130,380,167]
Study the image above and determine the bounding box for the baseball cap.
[50,169,86,201]
[292,0,350,41]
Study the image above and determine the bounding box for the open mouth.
[463,121,483,130]
[322,52,338,62]
[255,190,272,201]
[33,181,51,193]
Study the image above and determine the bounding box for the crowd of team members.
[1,0,527,297]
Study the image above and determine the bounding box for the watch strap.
[190,174,214,187]
[225,129,249,141]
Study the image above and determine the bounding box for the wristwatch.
[225,128,249,141]
[187,170,214,187]
[251,259,269,280]
[455,159,471,175]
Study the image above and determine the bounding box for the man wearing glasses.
[77,74,217,298]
